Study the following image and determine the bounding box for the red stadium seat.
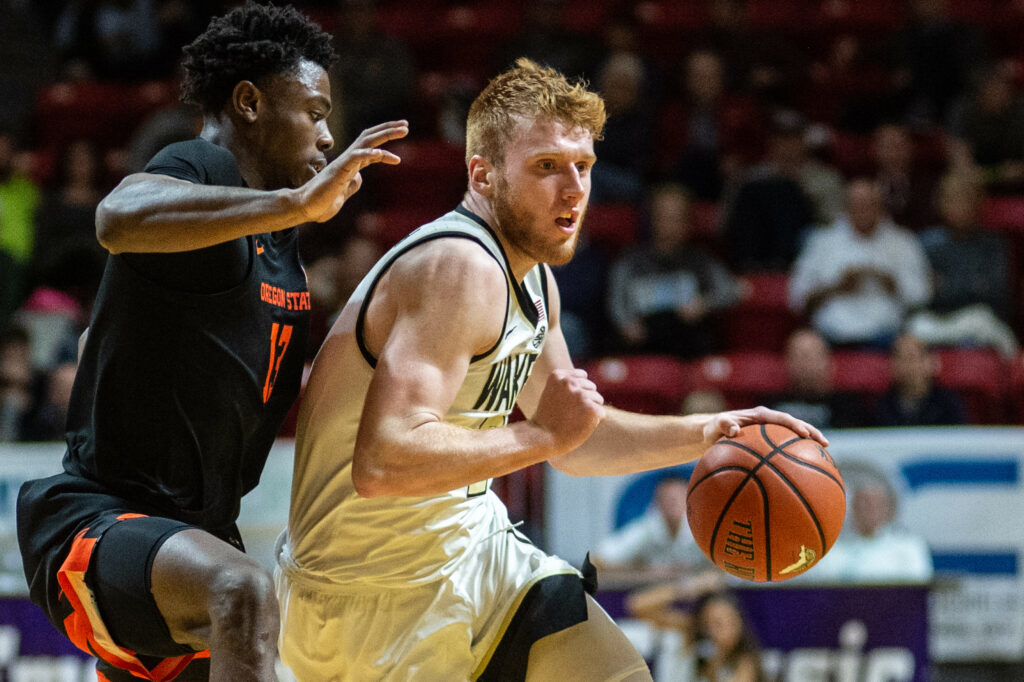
[830,130,874,177]
[691,200,721,239]
[831,349,890,396]
[433,5,524,77]
[813,0,905,32]
[561,0,615,33]
[911,129,948,172]
[980,197,1024,232]
[934,348,1008,424]
[33,81,126,149]
[412,70,484,139]
[373,1,458,45]
[748,0,808,30]
[1009,352,1024,424]
[692,351,788,409]
[634,0,708,31]
[377,3,521,77]
[719,272,800,353]
[364,139,466,214]
[33,79,177,152]
[583,203,640,256]
[583,354,690,415]
[357,207,438,250]
[634,1,708,69]
[948,0,998,26]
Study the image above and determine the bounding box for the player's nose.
[317,121,334,152]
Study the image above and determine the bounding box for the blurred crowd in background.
[3,0,1024,444]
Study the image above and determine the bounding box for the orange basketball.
[686,423,846,582]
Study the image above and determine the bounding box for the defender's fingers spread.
[364,119,409,133]
[360,125,409,147]
[343,149,395,169]
[353,122,398,141]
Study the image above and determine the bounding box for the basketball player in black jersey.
[16,3,406,680]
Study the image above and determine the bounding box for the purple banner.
[0,597,92,681]
[5,586,927,681]
[598,584,929,682]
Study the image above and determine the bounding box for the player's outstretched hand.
[701,406,828,448]
[531,368,606,453]
[297,119,409,223]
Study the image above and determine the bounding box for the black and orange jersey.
[60,137,310,531]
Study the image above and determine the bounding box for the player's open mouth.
[555,213,576,231]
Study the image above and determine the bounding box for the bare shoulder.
[365,236,509,357]
[386,236,507,306]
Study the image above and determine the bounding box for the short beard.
[493,175,578,267]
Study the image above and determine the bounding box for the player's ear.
[232,81,262,123]
[468,155,494,197]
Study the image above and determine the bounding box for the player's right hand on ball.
[531,368,606,452]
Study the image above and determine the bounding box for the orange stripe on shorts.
[57,518,209,681]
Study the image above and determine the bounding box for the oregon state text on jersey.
[61,138,311,530]
[18,137,312,664]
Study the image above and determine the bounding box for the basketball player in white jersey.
[275,58,827,681]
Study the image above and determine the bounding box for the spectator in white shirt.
[592,472,716,586]
[788,178,932,348]
[805,463,933,584]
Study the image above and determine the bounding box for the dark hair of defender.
[180,1,338,115]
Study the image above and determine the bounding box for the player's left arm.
[517,267,828,478]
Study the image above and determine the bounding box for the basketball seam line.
[705,436,791,579]
[759,427,830,557]
[697,427,836,581]
[704,467,770,581]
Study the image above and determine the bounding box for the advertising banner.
[598,584,929,682]
[547,426,1024,662]
[2,427,1023,669]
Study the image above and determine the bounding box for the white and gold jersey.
[281,206,550,589]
